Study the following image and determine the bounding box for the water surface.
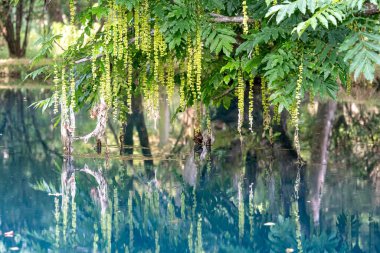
[0,88,379,252]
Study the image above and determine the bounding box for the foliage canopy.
[33,0,380,143]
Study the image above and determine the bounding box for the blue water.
[0,88,379,252]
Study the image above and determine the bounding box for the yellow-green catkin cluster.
[292,61,303,155]
[134,4,140,50]
[187,38,196,100]
[104,53,112,106]
[238,179,245,241]
[273,0,278,5]
[61,68,68,117]
[248,77,254,132]
[273,104,280,125]
[69,0,76,26]
[153,22,161,83]
[242,0,249,35]
[53,65,60,114]
[91,43,98,87]
[166,57,175,101]
[347,73,352,95]
[309,87,315,110]
[180,72,186,109]
[112,74,120,121]
[140,0,151,57]
[54,197,60,248]
[254,21,260,56]
[261,78,270,132]
[237,71,245,134]
[194,26,203,100]
[70,71,76,110]
[124,49,133,115]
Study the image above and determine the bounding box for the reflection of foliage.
[303,232,342,253]
[268,215,298,252]
[30,180,58,195]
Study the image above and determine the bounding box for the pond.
[0,87,379,252]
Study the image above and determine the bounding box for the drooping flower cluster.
[53,64,60,114]
[292,62,303,155]
[248,77,254,132]
[242,0,249,35]
[237,71,245,134]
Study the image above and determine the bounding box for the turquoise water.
[0,88,379,252]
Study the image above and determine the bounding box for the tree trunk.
[46,0,64,23]
[308,100,337,226]
[1,0,35,58]
[123,94,153,168]
[159,88,170,147]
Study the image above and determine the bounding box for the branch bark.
[209,13,254,23]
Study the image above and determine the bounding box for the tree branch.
[209,13,254,23]
[74,30,154,64]
[364,3,379,15]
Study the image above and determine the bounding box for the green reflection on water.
[0,88,379,252]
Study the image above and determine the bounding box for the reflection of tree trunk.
[123,94,153,167]
[81,164,108,215]
[18,91,31,151]
[309,101,337,226]
[245,149,258,186]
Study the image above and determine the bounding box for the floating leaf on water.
[263,222,276,226]
[4,231,14,237]
[9,247,20,251]
[286,248,294,253]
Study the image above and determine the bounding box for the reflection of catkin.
[54,197,60,248]
[238,180,245,241]
[196,215,203,253]
[93,223,99,253]
[155,231,160,253]
[249,184,254,242]
[188,223,194,253]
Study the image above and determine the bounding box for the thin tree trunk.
[309,100,337,226]
[46,0,63,23]
[1,0,35,58]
